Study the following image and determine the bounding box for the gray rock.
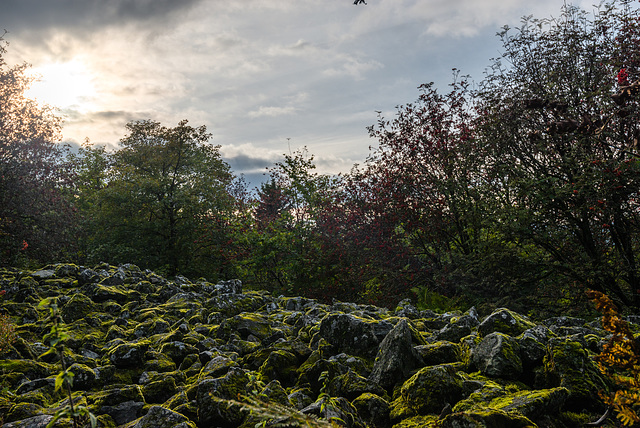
[129,405,196,428]
[478,308,536,337]
[99,400,145,425]
[214,279,242,294]
[369,319,424,390]
[471,332,522,379]
[108,342,148,368]
[2,415,53,428]
[30,269,55,280]
[318,313,393,357]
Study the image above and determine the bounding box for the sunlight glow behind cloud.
[26,60,96,112]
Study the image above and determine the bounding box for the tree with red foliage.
[0,34,78,265]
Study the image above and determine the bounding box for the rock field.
[0,263,624,427]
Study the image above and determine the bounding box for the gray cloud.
[2,0,202,35]
[3,0,618,188]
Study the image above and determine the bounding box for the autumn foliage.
[588,289,640,426]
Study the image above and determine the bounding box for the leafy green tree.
[79,119,234,276]
[476,1,640,308]
[0,33,77,266]
[234,148,339,297]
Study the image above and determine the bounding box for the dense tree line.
[1,1,639,316]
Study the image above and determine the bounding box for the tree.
[79,119,234,276]
[233,148,340,298]
[0,33,77,266]
[476,1,640,308]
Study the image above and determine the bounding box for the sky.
[3,0,596,186]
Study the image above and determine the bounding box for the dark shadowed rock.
[478,308,536,337]
[471,332,523,379]
[368,319,424,390]
[128,405,196,428]
[318,313,393,358]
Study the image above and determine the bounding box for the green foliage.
[39,298,97,428]
[72,119,235,277]
[410,286,461,313]
[588,289,640,426]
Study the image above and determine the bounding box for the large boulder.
[391,365,464,419]
[471,332,522,379]
[478,308,536,337]
[540,338,609,411]
[368,319,424,390]
[318,314,393,358]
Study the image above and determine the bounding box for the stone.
[318,313,393,358]
[368,319,424,390]
[128,405,196,428]
[352,393,391,428]
[471,332,523,379]
[488,387,569,422]
[196,367,249,427]
[478,308,536,337]
[99,400,145,425]
[392,365,464,418]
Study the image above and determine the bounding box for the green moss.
[441,408,536,427]
[0,359,55,381]
[391,415,439,428]
[488,387,569,420]
[542,339,609,410]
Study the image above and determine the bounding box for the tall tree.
[476,1,640,307]
[82,119,234,276]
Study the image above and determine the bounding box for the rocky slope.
[0,263,623,427]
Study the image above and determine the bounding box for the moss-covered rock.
[540,339,609,411]
[196,367,249,427]
[141,375,177,403]
[369,319,425,391]
[478,308,536,337]
[107,341,149,368]
[352,392,391,428]
[328,369,388,401]
[416,340,462,366]
[440,408,536,427]
[159,341,198,366]
[392,365,464,418]
[302,396,367,428]
[488,387,569,422]
[5,402,46,423]
[60,293,95,323]
[319,313,393,358]
[89,384,145,409]
[124,405,196,428]
[67,363,97,390]
[258,349,299,386]
[471,332,522,379]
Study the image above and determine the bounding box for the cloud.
[2,0,203,37]
[3,0,617,188]
[248,106,297,118]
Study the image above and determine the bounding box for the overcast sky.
[4,0,595,186]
